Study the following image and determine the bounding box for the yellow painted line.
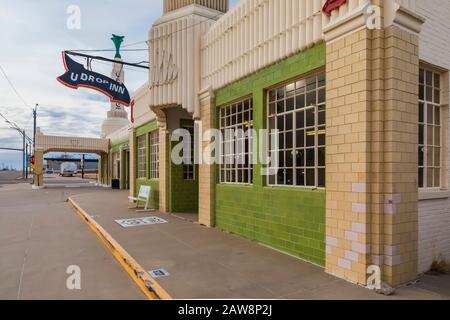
[67,196,172,300]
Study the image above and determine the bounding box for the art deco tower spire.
[100,35,130,138]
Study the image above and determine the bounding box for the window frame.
[149,130,159,180]
[266,71,326,189]
[182,125,195,181]
[136,134,147,179]
[219,96,254,185]
[419,66,443,190]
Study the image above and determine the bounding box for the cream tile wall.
[415,0,450,273]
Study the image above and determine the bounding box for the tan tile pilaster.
[150,106,169,213]
[198,88,215,227]
[324,4,424,286]
[129,128,136,200]
[34,149,44,188]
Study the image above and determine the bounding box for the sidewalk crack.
[16,214,35,300]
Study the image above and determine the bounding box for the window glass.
[149,130,159,179]
[137,135,146,179]
[419,67,441,188]
[267,72,326,188]
[219,98,253,184]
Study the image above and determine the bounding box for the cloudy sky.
[0,0,238,169]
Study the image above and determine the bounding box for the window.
[112,151,120,179]
[267,72,326,188]
[219,97,253,184]
[183,125,195,180]
[137,135,146,179]
[419,67,442,188]
[149,130,159,179]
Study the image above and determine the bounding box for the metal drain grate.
[148,269,170,278]
[115,216,168,228]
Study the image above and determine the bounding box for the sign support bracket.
[65,51,149,70]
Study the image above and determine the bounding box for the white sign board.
[115,216,168,228]
[148,269,170,278]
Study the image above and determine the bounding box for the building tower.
[163,0,228,13]
[101,35,130,138]
[147,0,229,214]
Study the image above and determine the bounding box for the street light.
[33,104,38,153]
[9,127,27,180]
[0,111,34,179]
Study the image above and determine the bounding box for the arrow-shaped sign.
[57,52,131,106]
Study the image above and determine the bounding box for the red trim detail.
[322,0,347,16]
[56,51,130,107]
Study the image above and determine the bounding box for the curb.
[67,196,172,300]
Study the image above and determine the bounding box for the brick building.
[99,0,450,287]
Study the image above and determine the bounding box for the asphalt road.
[0,180,145,300]
[0,171,27,185]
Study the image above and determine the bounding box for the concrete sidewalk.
[69,190,448,299]
[0,183,145,300]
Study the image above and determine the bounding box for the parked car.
[60,162,78,177]
[45,168,54,174]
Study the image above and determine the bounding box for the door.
[125,151,130,189]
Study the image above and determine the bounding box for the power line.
[67,11,224,55]
[0,64,32,110]
[0,111,33,144]
[122,40,149,48]
[98,40,149,51]
[88,40,149,53]
[0,112,20,129]
[69,48,148,53]
[0,109,29,129]
[65,51,149,70]
[0,147,23,152]
[92,59,148,74]
[0,110,32,180]
[148,11,224,42]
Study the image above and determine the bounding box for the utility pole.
[33,104,38,153]
[31,104,38,185]
[25,142,28,179]
[81,154,85,179]
[28,143,32,181]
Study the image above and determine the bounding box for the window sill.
[419,189,450,201]
[217,183,253,187]
[265,185,325,192]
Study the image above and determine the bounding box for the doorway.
[165,108,199,221]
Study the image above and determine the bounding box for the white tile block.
[345,250,359,262]
[352,183,366,193]
[338,258,352,270]
[345,231,358,242]
[352,242,370,254]
[352,222,366,234]
[326,236,338,247]
[352,203,367,213]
